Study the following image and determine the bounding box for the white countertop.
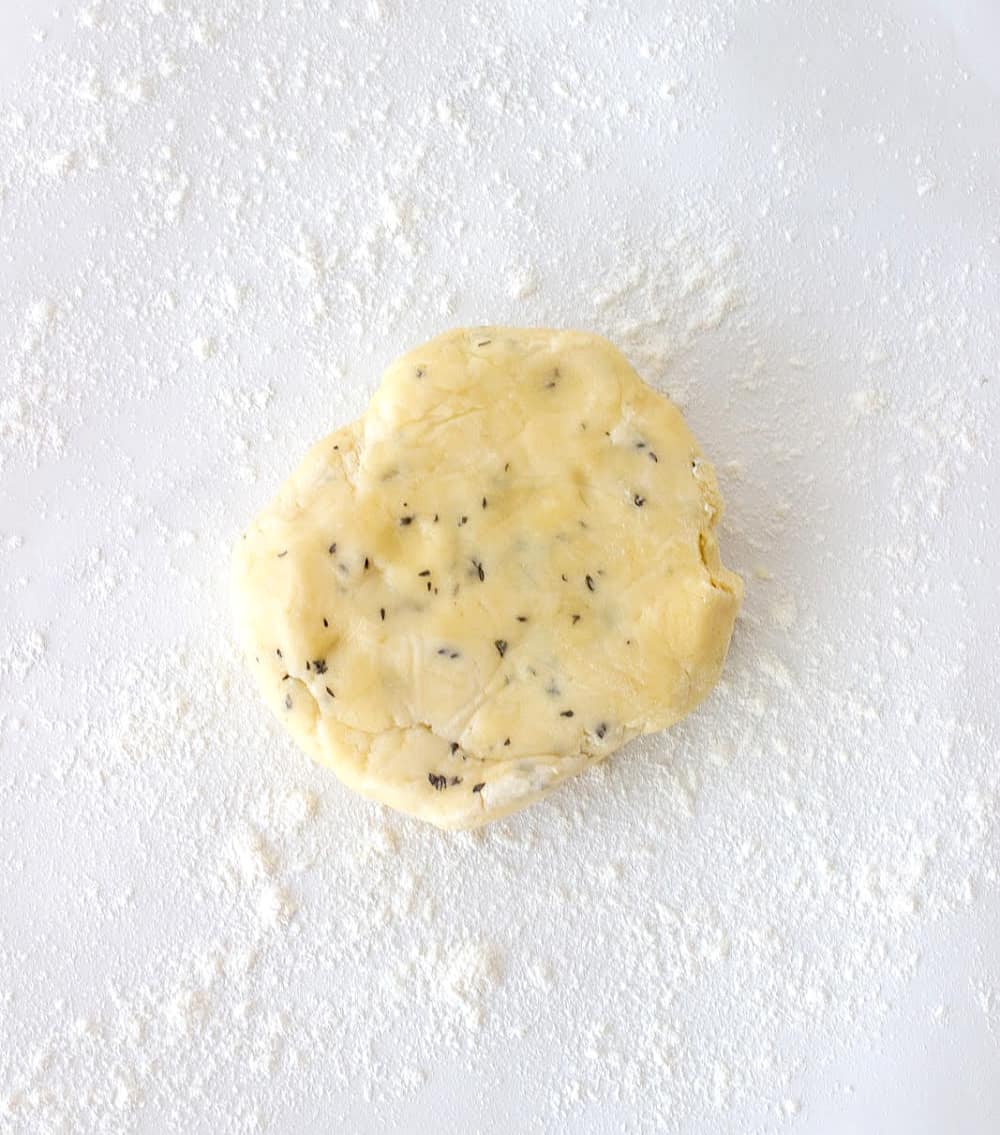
[1,1,998,1132]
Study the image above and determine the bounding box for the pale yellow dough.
[233,328,742,829]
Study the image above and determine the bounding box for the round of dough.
[233,328,742,829]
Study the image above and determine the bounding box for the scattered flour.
[0,1,998,1133]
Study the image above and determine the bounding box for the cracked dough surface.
[233,327,743,828]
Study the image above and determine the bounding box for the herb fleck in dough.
[233,328,743,828]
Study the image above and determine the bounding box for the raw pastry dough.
[233,328,742,828]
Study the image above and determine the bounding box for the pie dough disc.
[233,327,742,828]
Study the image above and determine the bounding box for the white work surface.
[1,1,998,1132]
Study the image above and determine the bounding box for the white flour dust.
[1,0,999,1132]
